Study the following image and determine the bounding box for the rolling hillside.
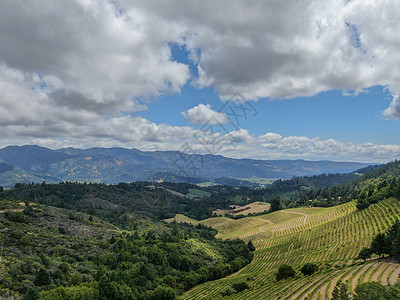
[179,198,400,299]
[0,145,369,187]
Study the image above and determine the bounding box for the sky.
[1,0,400,163]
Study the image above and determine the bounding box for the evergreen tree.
[269,196,282,213]
[247,240,256,252]
[386,220,400,259]
[370,233,388,257]
[357,247,372,261]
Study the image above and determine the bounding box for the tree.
[147,286,176,300]
[357,247,372,261]
[23,287,39,300]
[247,240,256,252]
[232,282,249,292]
[385,219,400,259]
[331,281,351,300]
[353,282,390,300]
[269,196,282,213]
[356,198,370,210]
[300,263,318,276]
[34,268,50,286]
[370,233,388,257]
[276,265,295,281]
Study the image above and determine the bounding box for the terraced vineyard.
[182,198,400,299]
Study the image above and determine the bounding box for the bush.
[276,265,296,281]
[232,282,249,292]
[5,211,26,223]
[221,286,235,296]
[300,263,318,276]
[353,282,389,300]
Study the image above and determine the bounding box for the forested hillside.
[0,198,254,299]
[1,160,400,299]
[258,161,400,209]
[0,145,369,188]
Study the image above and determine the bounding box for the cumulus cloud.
[1,0,400,161]
[182,104,228,124]
[215,133,400,163]
[0,0,190,117]
[132,0,400,117]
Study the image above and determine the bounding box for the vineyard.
[181,198,400,299]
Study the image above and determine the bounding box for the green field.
[187,188,212,198]
[183,198,400,299]
[236,177,279,187]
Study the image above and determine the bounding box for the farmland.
[182,198,400,299]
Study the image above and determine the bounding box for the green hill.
[2,160,400,299]
[0,145,369,188]
[0,197,254,299]
[183,198,400,299]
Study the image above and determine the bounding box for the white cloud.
[1,0,400,161]
[132,0,400,117]
[0,1,190,115]
[182,104,228,124]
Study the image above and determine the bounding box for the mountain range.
[0,145,371,188]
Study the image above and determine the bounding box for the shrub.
[5,211,26,223]
[232,281,249,292]
[353,282,389,300]
[300,263,318,276]
[276,265,295,281]
[221,286,235,296]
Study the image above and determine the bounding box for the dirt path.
[0,208,24,214]
[388,265,400,285]
[349,263,373,292]
[371,263,389,282]
[382,264,397,285]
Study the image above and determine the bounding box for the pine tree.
[269,196,282,212]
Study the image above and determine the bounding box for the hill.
[1,160,400,299]
[0,145,370,187]
[0,198,254,299]
[182,198,400,299]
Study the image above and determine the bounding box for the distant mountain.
[0,145,371,187]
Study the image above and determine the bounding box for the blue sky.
[140,86,399,144]
[138,46,399,145]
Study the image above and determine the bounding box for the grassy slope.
[183,198,400,300]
